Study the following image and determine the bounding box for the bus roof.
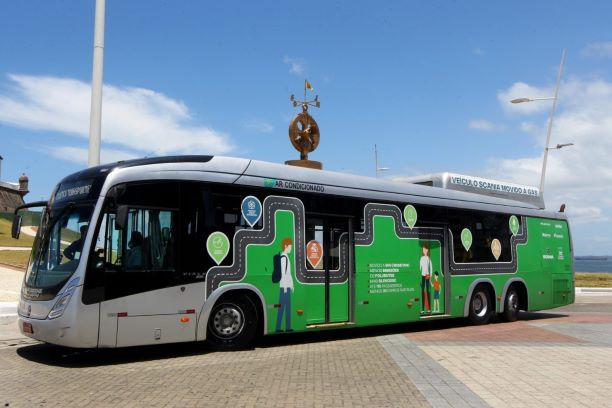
[56,155,565,220]
[395,172,544,209]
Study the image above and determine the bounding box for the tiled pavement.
[394,309,612,407]
[0,337,428,408]
[1,293,612,407]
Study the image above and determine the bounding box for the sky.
[0,1,611,255]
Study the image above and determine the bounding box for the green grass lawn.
[0,250,31,269]
[575,272,612,288]
[0,218,35,247]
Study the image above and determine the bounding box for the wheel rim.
[211,304,244,339]
[507,292,518,313]
[472,292,488,317]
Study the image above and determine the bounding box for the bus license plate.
[23,322,33,334]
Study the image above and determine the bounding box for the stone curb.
[575,287,612,294]
[0,302,18,324]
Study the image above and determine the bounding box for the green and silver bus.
[13,155,574,350]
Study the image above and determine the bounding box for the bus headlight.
[48,278,79,320]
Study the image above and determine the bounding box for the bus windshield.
[24,204,94,298]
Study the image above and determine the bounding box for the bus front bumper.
[17,315,94,348]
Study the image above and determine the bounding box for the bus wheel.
[501,288,520,322]
[207,294,257,351]
[469,287,492,325]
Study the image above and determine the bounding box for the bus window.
[449,210,512,263]
[84,182,179,301]
[124,208,176,271]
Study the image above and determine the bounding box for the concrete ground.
[1,265,612,407]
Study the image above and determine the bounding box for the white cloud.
[469,119,501,131]
[489,77,612,234]
[242,118,274,133]
[564,206,609,226]
[519,121,540,135]
[497,82,554,115]
[582,42,612,58]
[0,74,233,160]
[283,56,305,75]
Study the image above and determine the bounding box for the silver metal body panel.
[19,286,100,348]
[98,156,251,197]
[196,284,268,341]
[395,172,545,209]
[239,158,564,220]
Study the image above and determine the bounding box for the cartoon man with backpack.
[272,237,294,332]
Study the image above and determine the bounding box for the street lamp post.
[547,143,574,151]
[510,49,566,199]
[88,0,106,167]
[374,144,390,177]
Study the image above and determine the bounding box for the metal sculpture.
[286,80,322,169]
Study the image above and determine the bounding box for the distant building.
[0,155,29,212]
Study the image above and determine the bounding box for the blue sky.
[1,1,611,255]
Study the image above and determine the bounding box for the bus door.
[440,226,450,316]
[305,216,352,325]
[419,226,448,318]
[90,192,197,347]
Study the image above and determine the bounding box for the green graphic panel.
[219,210,309,333]
[329,282,349,322]
[461,228,472,251]
[206,231,230,265]
[403,205,417,229]
[528,217,573,309]
[303,284,325,324]
[509,215,520,236]
[449,216,573,316]
[355,216,442,326]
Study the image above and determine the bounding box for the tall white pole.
[539,49,566,198]
[88,0,106,167]
[374,144,379,177]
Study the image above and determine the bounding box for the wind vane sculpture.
[285,79,322,170]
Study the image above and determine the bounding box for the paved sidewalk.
[2,261,612,407]
[0,266,24,343]
[379,335,487,408]
[0,265,23,303]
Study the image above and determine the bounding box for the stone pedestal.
[285,159,323,170]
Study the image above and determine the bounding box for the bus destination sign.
[448,173,539,197]
[54,180,94,203]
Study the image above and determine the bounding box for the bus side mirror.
[11,215,22,239]
[116,205,128,230]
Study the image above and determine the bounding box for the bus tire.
[501,287,520,322]
[468,286,492,325]
[207,294,258,351]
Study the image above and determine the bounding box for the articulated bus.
[13,155,574,350]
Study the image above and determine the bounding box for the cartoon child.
[275,237,294,332]
[432,271,441,313]
[420,242,432,313]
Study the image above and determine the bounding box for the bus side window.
[123,208,176,271]
[85,182,179,301]
[450,210,512,264]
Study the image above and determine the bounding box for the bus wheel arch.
[200,285,267,350]
[500,280,528,322]
[465,280,495,325]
